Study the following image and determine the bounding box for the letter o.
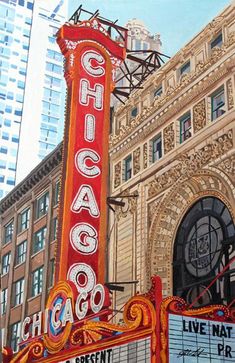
[90,284,105,314]
[68,263,96,293]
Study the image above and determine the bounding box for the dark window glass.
[32,267,43,297]
[131,107,138,118]
[152,134,162,162]
[16,240,27,265]
[12,278,24,306]
[18,208,30,232]
[1,288,7,314]
[180,61,190,76]
[211,33,222,49]
[36,192,49,219]
[2,252,11,274]
[33,227,46,254]
[173,197,235,307]
[10,322,21,352]
[124,155,132,181]
[154,86,162,98]
[211,87,225,121]
[4,220,13,244]
[54,181,60,205]
[179,112,192,143]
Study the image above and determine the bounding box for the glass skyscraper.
[0,0,68,199]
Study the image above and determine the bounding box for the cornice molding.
[113,5,235,117]
[110,52,235,158]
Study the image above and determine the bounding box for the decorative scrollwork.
[70,295,156,347]
[9,341,44,363]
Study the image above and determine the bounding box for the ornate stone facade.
[108,4,235,312]
[163,123,175,154]
[133,147,141,175]
[193,99,206,133]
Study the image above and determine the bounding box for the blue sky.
[68,0,231,56]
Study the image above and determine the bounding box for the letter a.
[71,185,99,217]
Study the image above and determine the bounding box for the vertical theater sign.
[2,16,158,363]
[3,13,235,363]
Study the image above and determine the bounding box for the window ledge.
[31,248,45,258]
[11,303,22,310]
[1,272,9,278]
[34,213,48,224]
[17,228,29,237]
[27,293,42,302]
[14,261,26,269]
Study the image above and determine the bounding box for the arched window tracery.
[173,197,235,307]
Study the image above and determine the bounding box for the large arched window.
[173,197,235,307]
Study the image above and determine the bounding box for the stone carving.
[219,155,235,176]
[193,99,206,133]
[143,143,148,169]
[133,147,141,175]
[163,123,175,154]
[226,79,234,110]
[179,73,192,86]
[146,169,235,292]
[148,130,233,198]
[148,197,162,225]
[226,31,235,47]
[109,29,235,149]
[116,189,138,220]
[208,16,224,31]
[210,47,225,63]
[114,162,121,189]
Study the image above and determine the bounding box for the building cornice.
[0,143,63,214]
[113,5,235,117]
[110,49,235,158]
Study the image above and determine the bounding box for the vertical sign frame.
[56,20,125,291]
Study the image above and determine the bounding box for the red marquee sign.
[55,19,125,296]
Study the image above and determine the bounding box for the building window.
[179,112,192,143]
[131,107,138,118]
[48,259,55,288]
[4,220,13,244]
[12,278,24,306]
[51,218,58,241]
[54,180,60,205]
[1,288,7,315]
[2,252,11,274]
[124,155,132,181]
[151,134,162,162]
[173,197,235,306]
[211,33,222,49]
[180,61,190,77]
[10,322,21,352]
[36,192,49,219]
[211,87,225,121]
[154,86,162,98]
[18,208,30,233]
[33,227,46,254]
[32,267,43,297]
[16,240,27,265]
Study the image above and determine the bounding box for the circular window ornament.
[184,216,222,277]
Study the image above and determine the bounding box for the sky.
[68,0,232,56]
